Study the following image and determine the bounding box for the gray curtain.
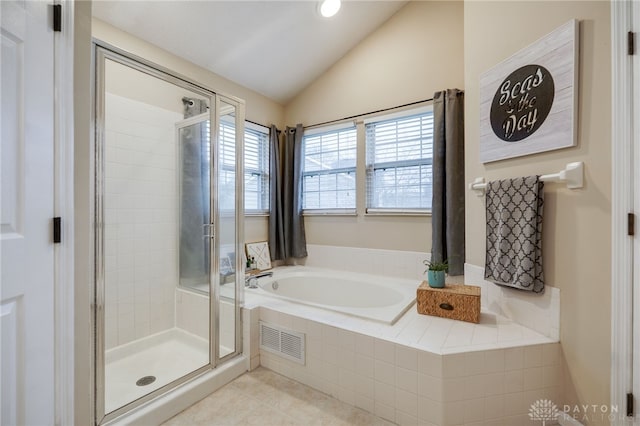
[431,89,465,275]
[269,124,307,261]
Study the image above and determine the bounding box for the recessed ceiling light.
[319,0,341,18]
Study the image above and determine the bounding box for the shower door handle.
[203,224,214,239]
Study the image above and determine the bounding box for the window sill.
[302,209,357,217]
[245,212,270,217]
[365,208,432,217]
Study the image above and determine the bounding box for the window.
[365,107,434,212]
[218,120,270,213]
[244,123,270,213]
[302,125,357,211]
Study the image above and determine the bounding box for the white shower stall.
[93,43,245,424]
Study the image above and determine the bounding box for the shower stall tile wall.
[175,289,208,341]
[176,288,236,352]
[104,93,182,349]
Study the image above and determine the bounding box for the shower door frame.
[212,95,246,364]
[92,41,245,425]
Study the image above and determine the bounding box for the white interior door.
[1,1,55,425]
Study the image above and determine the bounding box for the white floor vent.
[259,321,305,365]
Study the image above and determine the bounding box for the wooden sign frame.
[479,20,579,163]
[245,241,272,271]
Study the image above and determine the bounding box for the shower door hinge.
[628,213,635,236]
[53,217,62,243]
[629,31,635,55]
[52,4,62,32]
[627,392,634,417]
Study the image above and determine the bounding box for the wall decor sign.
[479,20,579,163]
[245,241,272,271]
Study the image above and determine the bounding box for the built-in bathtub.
[242,259,564,425]
[248,266,417,324]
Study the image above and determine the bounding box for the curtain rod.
[303,97,434,129]
[246,119,271,129]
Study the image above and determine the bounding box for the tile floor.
[162,367,393,426]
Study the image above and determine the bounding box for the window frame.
[243,122,270,215]
[218,118,270,215]
[301,123,358,215]
[364,105,434,216]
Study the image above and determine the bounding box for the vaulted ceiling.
[92,1,407,105]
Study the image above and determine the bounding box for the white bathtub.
[249,266,418,324]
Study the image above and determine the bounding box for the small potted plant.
[424,259,448,288]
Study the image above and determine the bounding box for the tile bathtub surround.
[162,367,393,426]
[104,93,182,349]
[242,306,261,372]
[240,253,563,424]
[300,245,430,282]
[256,305,565,426]
[247,291,555,356]
[465,264,560,340]
[298,248,561,341]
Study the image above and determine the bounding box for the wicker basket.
[416,281,481,323]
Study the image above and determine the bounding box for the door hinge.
[53,217,62,243]
[628,213,635,236]
[628,31,635,55]
[53,4,62,32]
[627,392,634,417]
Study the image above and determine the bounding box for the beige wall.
[105,58,195,114]
[464,1,611,420]
[284,1,464,252]
[245,216,268,244]
[92,19,284,128]
[93,18,281,244]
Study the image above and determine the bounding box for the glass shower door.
[175,99,244,361]
[178,115,211,293]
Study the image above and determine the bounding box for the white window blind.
[365,108,434,211]
[302,126,357,211]
[244,125,270,213]
[218,121,270,213]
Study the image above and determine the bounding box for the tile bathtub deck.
[246,292,556,356]
[162,367,393,426]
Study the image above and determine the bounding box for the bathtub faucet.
[245,271,273,288]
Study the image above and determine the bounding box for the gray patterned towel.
[484,176,544,293]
